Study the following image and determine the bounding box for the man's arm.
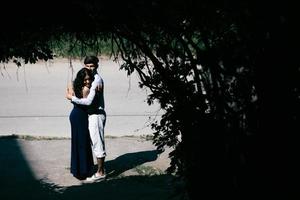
[70,74,101,106]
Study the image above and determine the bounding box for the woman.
[68,68,94,180]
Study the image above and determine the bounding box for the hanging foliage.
[0,1,297,199]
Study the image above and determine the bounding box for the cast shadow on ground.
[0,137,59,199]
[0,137,178,200]
[103,150,160,178]
[59,150,180,200]
[61,174,178,200]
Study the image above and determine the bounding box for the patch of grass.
[134,165,164,176]
[104,135,118,139]
[0,134,70,140]
[139,134,154,141]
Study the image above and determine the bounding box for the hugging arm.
[71,75,101,105]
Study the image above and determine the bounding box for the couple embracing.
[66,56,106,183]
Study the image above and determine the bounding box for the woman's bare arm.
[82,86,90,98]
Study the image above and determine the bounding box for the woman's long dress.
[69,103,94,179]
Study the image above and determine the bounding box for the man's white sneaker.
[84,173,106,183]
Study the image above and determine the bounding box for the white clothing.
[71,72,106,158]
[71,74,102,107]
[88,114,106,158]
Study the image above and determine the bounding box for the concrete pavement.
[0,57,162,137]
[0,135,175,200]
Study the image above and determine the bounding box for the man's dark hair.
[84,55,99,68]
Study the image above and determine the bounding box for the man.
[66,55,106,182]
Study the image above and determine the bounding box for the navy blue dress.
[69,103,94,179]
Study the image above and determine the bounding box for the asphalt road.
[0,58,162,137]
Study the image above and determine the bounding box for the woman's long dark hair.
[73,68,94,98]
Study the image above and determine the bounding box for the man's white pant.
[88,114,106,158]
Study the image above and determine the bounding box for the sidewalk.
[0,58,162,138]
[0,135,176,200]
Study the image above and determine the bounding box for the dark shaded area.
[61,174,176,200]
[0,1,297,199]
[0,137,175,200]
[104,150,159,177]
[62,150,178,200]
[0,138,59,199]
